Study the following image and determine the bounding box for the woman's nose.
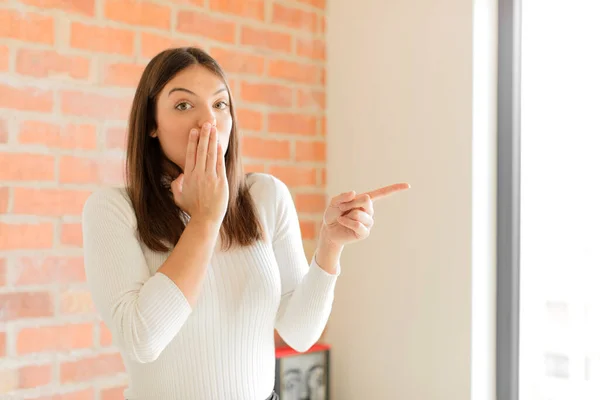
[199,108,217,125]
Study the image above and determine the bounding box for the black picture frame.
[274,344,330,400]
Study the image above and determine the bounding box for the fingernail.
[203,122,211,130]
[191,129,198,135]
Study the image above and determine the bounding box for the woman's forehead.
[163,65,226,95]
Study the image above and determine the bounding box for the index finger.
[184,129,199,176]
[364,183,410,201]
[195,123,211,171]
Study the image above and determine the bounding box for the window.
[497,1,600,399]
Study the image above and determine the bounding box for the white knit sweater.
[82,173,339,400]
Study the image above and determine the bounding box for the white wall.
[325,0,497,399]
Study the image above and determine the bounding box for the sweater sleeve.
[82,187,192,364]
[269,176,340,352]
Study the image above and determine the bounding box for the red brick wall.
[0,0,326,398]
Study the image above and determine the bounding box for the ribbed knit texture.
[81,173,339,400]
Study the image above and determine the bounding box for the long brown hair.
[125,47,263,252]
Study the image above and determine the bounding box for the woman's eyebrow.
[168,87,227,96]
[168,87,196,96]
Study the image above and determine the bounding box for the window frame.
[496,0,522,399]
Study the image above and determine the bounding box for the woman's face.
[152,64,233,170]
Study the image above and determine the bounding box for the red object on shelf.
[275,343,331,358]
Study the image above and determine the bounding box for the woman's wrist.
[186,217,222,244]
[314,227,344,274]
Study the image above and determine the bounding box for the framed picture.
[275,343,330,400]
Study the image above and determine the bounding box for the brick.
[177,11,236,44]
[61,91,132,120]
[60,290,94,314]
[268,59,319,84]
[14,188,91,217]
[17,323,94,355]
[0,223,54,250]
[19,121,96,149]
[59,156,125,184]
[0,331,5,357]
[295,140,325,162]
[15,256,85,286]
[297,38,326,60]
[240,26,291,53]
[297,89,326,110]
[99,322,112,347]
[0,187,8,213]
[228,78,238,98]
[106,126,128,150]
[268,113,317,136]
[60,353,125,383]
[0,259,5,287]
[70,23,134,55]
[321,168,326,185]
[240,82,293,107]
[140,32,191,59]
[172,0,204,5]
[19,364,52,389]
[210,47,264,75]
[300,220,317,239]
[0,83,53,112]
[0,118,7,143]
[295,193,326,213]
[0,292,54,321]
[321,115,327,136]
[62,123,97,148]
[16,49,90,79]
[0,46,8,71]
[242,137,290,160]
[100,155,127,184]
[0,10,54,44]
[18,120,58,145]
[105,0,171,29]
[0,153,54,181]
[101,386,127,400]
[244,164,264,173]
[236,108,263,131]
[268,165,317,187]
[321,67,326,86]
[60,223,83,247]
[272,3,318,33]
[103,63,145,87]
[209,0,264,21]
[35,388,95,400]
[18,0,95,16]
[296,0,326,8]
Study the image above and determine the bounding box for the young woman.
[82,47,408,400]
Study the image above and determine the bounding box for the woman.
[82,47,408,400]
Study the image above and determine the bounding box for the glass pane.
[520,1,600,400]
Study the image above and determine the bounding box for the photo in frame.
[274,343,330,400]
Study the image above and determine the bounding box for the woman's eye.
[175,102,192,111]
[215,101,229,110]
